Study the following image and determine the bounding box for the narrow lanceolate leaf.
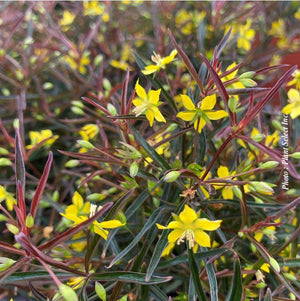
[168,29,204,93]
[3,271,73,283]
[201,247,218,301]
[263,288,272,301]
[107,206,170,268]
[90,271,172,285]
[30,152,53,220]
[129,124,171,171]
[29,282,48,301]
[225,256,242,301]
[132,51,178,113]
[187,247,207,301]
[15,129,25,194]
[121,67,130,115]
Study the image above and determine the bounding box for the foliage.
[0,1,299,301]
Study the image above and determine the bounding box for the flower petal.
[222,187,233,199]
[135,79,147,99]
[193,218,222,231]
[205,110,228,120]
[73,191,84,208]
[156,223,168,230]
[99,220,124,229]
[132,98,143,107]
[179,205,198,225]
[194,117,206,133]
[146,110,155,126]
[217,165,229,178]
[167,221,184,229]
[194,230,211,247]
[162,242,175,257]
[161,49,178,65]
[168,229,184,243]
[177,111,196,121]
[152,107,166,123]
[142,65,160,75]
[181,94,196,110]
[201,94,216,110]
[93,224,109,240]
[148,89,161,104]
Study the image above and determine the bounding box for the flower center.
[177,228,195,249]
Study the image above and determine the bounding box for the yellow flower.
[295,8,300,20]
[254,226,276,242]
[215,166,234,199]
[59,10,76,29]
[0,185,16,211]
[132,80,166,126]
[83,1,104,16]
[157,205,222,254]
[231,19,255,52]
[67,276,85,290]
[26,129,59,150]
[282,88,300,119]
[79,124,99,141]
[176,94,228,133]
[175,10,206,35]
[221,62,245,90]
[61,196,125,240]
[287,69,300,90]
[268,19,285,37]
[142,49,177,75]
[65,50,91,74]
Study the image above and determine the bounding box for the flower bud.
[65,160,80,168]
[269,256,280,273]
[107,103,117,116]
[0,158,12,166]
[256,282,267,288]
[259,161,279,169]
[228,96,237,113]
[252,133,265,142]
[71,106,85,115]
[77,140,94,149]
[271,119,283,131]
[52,190,60,202]
[239,71,255,79]
[95,281,106,301]
[42,82,53,90]
[239,78,257,87]
[0,257,16,272]
[164,170,180,183]
[87,193,105,202]
[71,100,84,108]
[25,214,34,228]
[59,284,78,301]
[249,182,274,195]
[7,223,19,235]
[130,162,139,178]
[0,147,9,155]
[284,272,297,281]
[290,152,300,159]
[233,186,243,200]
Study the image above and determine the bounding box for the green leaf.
[90,271,172,285]
[132,51,178,113]
[187,247,206,301]
[225,256,242,301]
[107,206,171,268]
[201,247,218,301]
[263,288,272,301]
[3,271,73,283]
[129,124,171,171]
[15,129,25,193]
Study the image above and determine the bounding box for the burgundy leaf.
[30,152,53,220]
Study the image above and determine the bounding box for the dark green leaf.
[225,257,243,301]
[91,271,172,285]
[263,288,272,301]
[187,247,206,301]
